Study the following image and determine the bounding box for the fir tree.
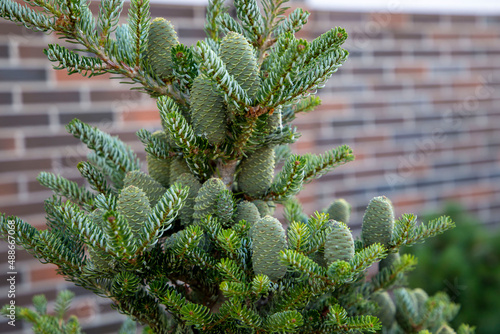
[0,0,473,333]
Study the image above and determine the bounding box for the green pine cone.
[326,198,351,224]
[176,173,202,225]
[147,18,179,81]
[237,146,275,198]
[169,157,192,184]
[123,171,166,207]
[413,288,428,315]
[191,74,227,145]
[193,178,226,223]
[235,201,260,228]
[379,251,400,272]
[220,32,260,113]
[436,325,456,334]
[324,221,355,266]
[146,154,170,188]
[87,209,116,271]
[251,216,287,281]
[372,291,396,329]
[216,189,235,227]
[394,288,418,332]
[264,109,281,133]
[253,200,270,217]
[117,185,151,236]
[362,196,395,247]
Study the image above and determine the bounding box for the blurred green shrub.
[404,203,500,334]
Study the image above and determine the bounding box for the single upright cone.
[362,196,395,247]
[147,18,179,81]
[237,146,275,198]
[251,216,287,281]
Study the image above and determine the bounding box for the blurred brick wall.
[0,2,499,333]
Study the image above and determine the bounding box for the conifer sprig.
[66,119,141,181]
[44,44,107,77]
[303,145,355,183]
[195,41,252,110]
[127,0,150,67]
[37,172,95,206]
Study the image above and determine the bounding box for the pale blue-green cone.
[326,198,351,224]
[193,178,226,224]
[176,172,202,225]
[372,291,396,329]
[379,251,400,272]
[146,154,171,188]
[362,196,395,248]
[253,200,270,217]
[191,74,227,145]
[220,32,260,114]
[324,221,355,266]
[170,157,192,184]
[216,189,235,227]
[123,171,166,207]
[147,18,179,81]
[251,216,287,281]
[235,201,261,235]
[237,146,275,198]
[117,185,151,236]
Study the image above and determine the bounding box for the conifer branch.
[98,0,124,44]
[391,214,455,249]
[0,0,55,32]
[195,41,251,110]
[303,145,354,183]
[274,7,309,35]
[77,161,114,195]
[37,172,95,206]
[66,119,141,179]
[127,0,150,67]
[136,183,188,254]
[268,154,306,200]
[234,0,265,45]
[204,0,227,41]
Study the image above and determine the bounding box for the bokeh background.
[0,0,499,332]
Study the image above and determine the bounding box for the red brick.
[30,264,65,283]
[54,69,112,82]
[122,107,161,123]
[0,137,16,151]
[369,12,409,28]
[0,181,17,196]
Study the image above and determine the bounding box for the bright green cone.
[216,189,235,227]
[177,173,202,225]
[253,200,271,217]
[123,171,166,206]
[251,216,287,281]
[326,198,351,224]
[191,74,227,145]
[362,196,395,247]
[193,178,226,223]
[324,221,355,266]
[372,291,396,329]
[237,146,275,198]
[117,185,151,235]
[147,18,179,81]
